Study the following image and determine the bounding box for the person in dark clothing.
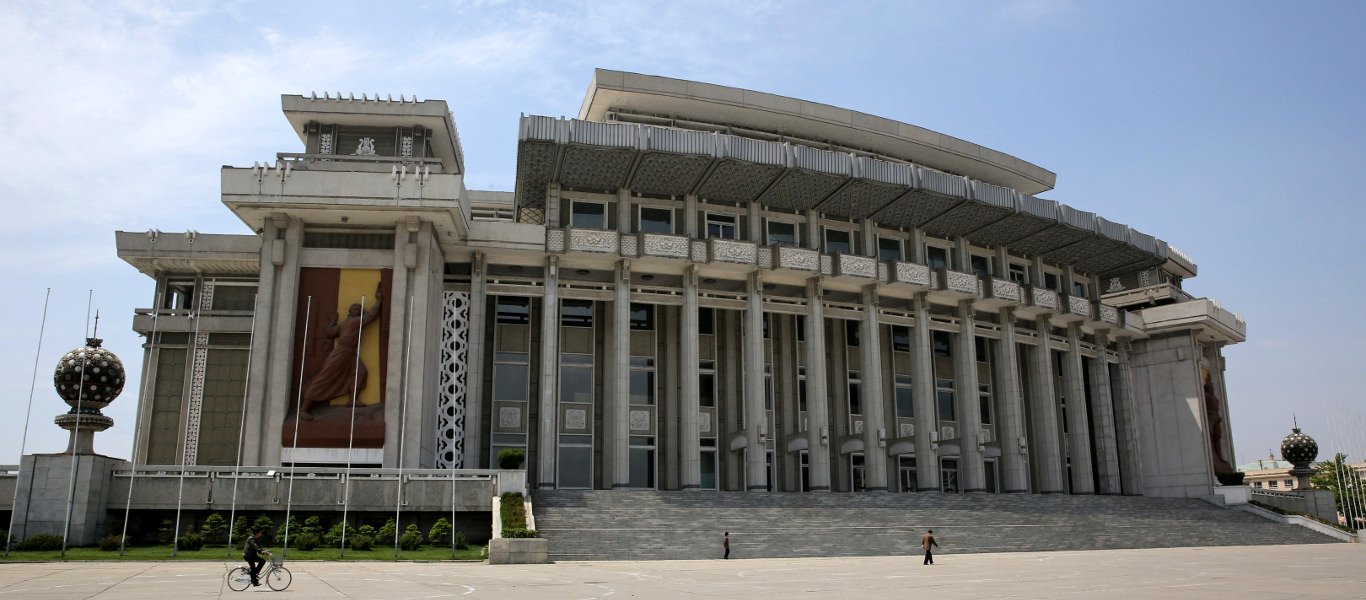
[921,529,939,565]
[244,528,269,586]
[723,532,730,559]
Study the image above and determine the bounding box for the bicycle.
[226,553,292,591]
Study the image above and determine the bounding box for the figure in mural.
[1204,374,1233,473]
[300,282,384,421]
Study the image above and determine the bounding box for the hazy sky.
[1,0,1363,469]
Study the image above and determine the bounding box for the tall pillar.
[684,194,698,238]
[1088,332,1122,494]
[744,273,768,490]
[803,278,832,491]
[679,266,701,489]
[536,256,560,488]
[1028,316,1064,493]
[859,286,888,491]
[242,215,281,465]
[911,293,940,491]
[608,260,632,488]
[994,308,1029,493]
[1062,323,1095,493]
[1113,340,1143,494]
[262,216,302,466]
[954,301,985,491]
[463,252,488,469]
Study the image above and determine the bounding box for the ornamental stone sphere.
[1280,427,1319,470]
[53,337,126,411]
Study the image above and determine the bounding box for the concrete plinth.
[10,453,128,546]
[488,537,549,564]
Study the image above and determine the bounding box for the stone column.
[1088,332,1122,494]
[804,278,832,491]
[1205,342,1236,474]
[684,194,698,238]
[994,308,1029,493]
[608,260,631,488]
[1028,317,1064,493]
[679,266,701,489]
[1113,341,1143,494]
[911,293,939,491]
[242,215,281,465]
[859,286,888,491]
[1062,323,1095,493]
[262,216,302,466]
[954,301,985,491]
[464,252,489,469]
[617,189,631,233]
[744,273,768,490]
[536,256,560,488]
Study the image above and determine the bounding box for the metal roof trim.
[791,145,852,176]
[1019,195,1058,220]
[970,180,1019,211]
[1058,204,1097,231]
[917,167,969,199]
[1094,216,1127,242]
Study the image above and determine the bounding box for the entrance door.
[851,453,866,492]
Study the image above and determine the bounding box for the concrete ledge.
[488,538,549,564]
[1213,485,1250,505]
[1234,504,1356,542]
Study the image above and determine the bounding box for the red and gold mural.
[283,268,393,448]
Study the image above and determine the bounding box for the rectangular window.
[764,364,773,410]
[559,354,594,404]
[1072,281,1088,298]
[492,359,529,402]
[979,383,993,425]
[698,307,715,335]
[705,213,737,240]
[892,326,910,353]
[210,283,257,311]
[878,237,903,262]
[1254,481,1263,488]
[1044,272,1060,292]
[848,373,862,416]
[975,337,990,362]
[639,206,673,234]
[767,220,798,247]
[570,200,608,229]
[798,366,808,413]
[561,299,594,328]
[846,321,860,347]
[796,316,805,342]
[970,255,991,279]
[629,357,655,405]
[935,378,955,421]
[496,296,531,324]
[899,456,917,493]
[700,361,716,408]
[1268,480,1278,489]
[630,303,654,330]
[932,331,952,358]
[940,459,960,493]
[1284,479,1294,488]
[895,375,914,419]
[1008,263,1028,284]
[927,246,951,270]
[824,228,853,255]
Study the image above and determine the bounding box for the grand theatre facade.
[117,69,1246,500]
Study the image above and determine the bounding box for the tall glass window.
[560,353,594,404]
[1008,263,1029,284]
[970,255,991,278]
[940,458,960,492]
[630,303,654,330]
[848,371,863,416]
[899,456,917,492]
[979,383,993,425]
[496,296,531,324]
[936,378,956,421]
[895,375,914,418]
[639,206,673,234]
[630,357,655,405]
[562,299,593,328]
[699,361,716,407]
[492,352,529,403]
[797,366,808,413]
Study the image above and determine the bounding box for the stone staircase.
[531,490,1338,561]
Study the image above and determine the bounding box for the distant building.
[1238,456,1298,491]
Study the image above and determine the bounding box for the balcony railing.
[938,269,980,295]
[774,246,821,272]
[888,261,933,287]
[833,253,879,279]
[1030,287,1059,311]
[640,233,690,259]
[708,238,757,265]
[986,278,1023,303]
[1066,295,1094,319]
[565,227,619,254]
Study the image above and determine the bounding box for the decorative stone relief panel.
[991,279,1022,302]
[437,291,469,469]
[776,246,819,271]
[944,270,979,294]
[318,133,333,155]
[198,280,216,312]
[400,136,414,157]
[1099,304,1120,324]
[820,254,833,275]
[758,247,773,269]
[568,228,619,254]
[499,407,522,429]
[854,419,865,434]
[877,262,888,281]
[565,408,588,431]
[690,240,708,263]
[183,332,210,465]
[629,410,651,431]
[642,233,689,258]
[546,229,565,253]
[1106,277,1124,293]
[940,425,957,440]
[620,234,638,258]
[835,254,878,279]
[699,412,712,434]
[352,137,377,156]
[1068,295,1093,318]
[708,239,757,265]
[1032,288,1058,310]
[892,262,932,287]
[899,423,915,438]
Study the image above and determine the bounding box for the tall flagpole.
[282,296,313,556]
[5,288,51,556]
[61,290,94,557]
[171,306,202,557]
[120,294,162,555]
[339,295,366,557]
[225,293,261,555]
[394,294,415,558]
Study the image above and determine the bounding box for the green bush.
[252,515,276,545]
[398,524,424,550]
[99,534,124,551]
[502,528,539,539]
[454,531,468,550]
[358,524,376,538]
[232,517,251,546]
[377,518,397,544]
[500,492,527,533]
[277,515,301,544]
[178,531,205,551]
[201,513,228,544]
[348,533,375,551]
[497,448,526,469]
[17,534,65,551]
[1216,471,1246,486]
[429,517,452,546]
[302,516,322,536]
[291,531,321,551]
[155,519,175,545]
[323,522,354,547]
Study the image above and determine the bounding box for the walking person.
[921,529,939,565]
[723,531,730,559]
[244,528,269,586]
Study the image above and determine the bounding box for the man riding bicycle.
[243,528,272,587]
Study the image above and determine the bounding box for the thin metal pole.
[282,296,313,556]
[1324,400,1353,527]
[225,293,261,555]
[5,288,51,556]
[1345,402,1364,529]
[61,290,94,557]
[340,295,366,557]
[171,307,203,557]
[120,294,162,555]
[1352,405,1366,531]
[394,294,415,558]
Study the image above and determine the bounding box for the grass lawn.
[1,544,486,562]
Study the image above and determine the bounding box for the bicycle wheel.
[226,567,251,592]
[266,566,292,591]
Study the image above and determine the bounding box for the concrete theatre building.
[115,69,1247,502]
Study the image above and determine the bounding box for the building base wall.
[10,453,128,545]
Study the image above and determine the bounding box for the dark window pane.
[630,303,654,330]
[496,297,531,324]
[639,207,672,234]
[699,307,715,335]
[846,321,860,347]
[630,370,654,405]
[825,229,853,255]
[699,373,716,407]
[848,381,862,415]
[570,202,607,229]
[493,364,529,402]
[971,255,991,278]
[892,326,910,352]
[560,364,593,404]
[211,285,257,311]
[1045,272,1060,291]
[896,386,914,419]
[768,221,797,246]
[927,246,950,270]
[879,237,903,262]
[980,393,992,424]
[932,331,952,358]
[561,299,593,328]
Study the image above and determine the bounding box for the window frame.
[704,212,738,240]
[569,199,609,230]
[878,236,904,262]
[824,227,855,255]
[766,219,799,247]
[637,205,674,235]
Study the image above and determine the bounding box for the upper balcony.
[1136,298,1246,344]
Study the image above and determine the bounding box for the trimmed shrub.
[302,516,322,537]
[201,513,228,545]
[358,524,376,538]
[500,492,527,534]
[155,519,176,545]
[16,534,65,551]
[377,518,397,544]
[231,517,251,547]
[429,518,452,546]
[348,533,374,551]
[398,524,424,550]
[323,522,354,547]
[291,532,321,551]
[454,531,468,550]
[99,534,124,552]
[502,528,539,539]
[277,515,301,544]
[178,531,205,551]
[497,448,526,469]
[252,515,276,545]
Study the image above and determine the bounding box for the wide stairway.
[532,490,1337,561]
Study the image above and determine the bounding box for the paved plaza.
[0,544,1362,599]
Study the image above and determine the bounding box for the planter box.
[488,537,549,564]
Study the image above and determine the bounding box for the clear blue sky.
[1,0,1363,467]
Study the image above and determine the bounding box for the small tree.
[302,516,322,537]
[277,515,301,545]
[429,517,452,547]
[377,518,397,544]
[155,519,175,545]
[252,515,277,545]
[231,517,251,548]
[398,523,424,550]
[201,513,228,545]
[1314,453,1366,527]
[323,521,354,547]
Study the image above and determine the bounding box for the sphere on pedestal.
[1280,427,1318,471]
[53,337,125,413]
